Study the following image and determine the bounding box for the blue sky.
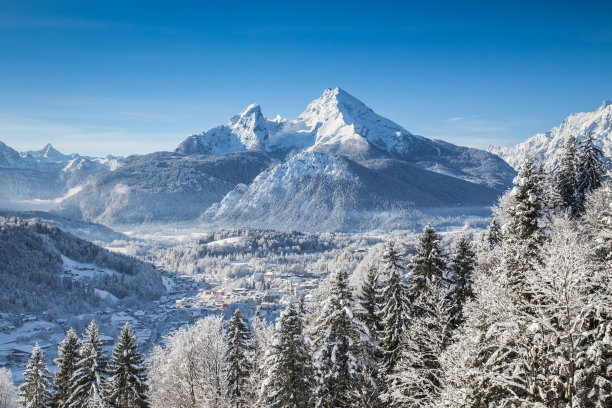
[1,0,611,156]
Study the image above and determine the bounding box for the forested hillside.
[0,217,165,317]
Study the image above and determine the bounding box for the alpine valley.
[2,89,611,408]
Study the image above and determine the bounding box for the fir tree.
[67,321,110,408]
[52,329,80,408]
[576,131,606,213]
[260,302,311,408]
[501,158,547,295]
[506,158,547,242]
[105,322,150,408]
[355,265,385,407]
[311,270,367,407]
[18,344,52,408]
[382,283,452,408]
[358,265,383,338]
[408,226,447,307]
[553,135,579,215]
[447,236,476,332]
[225,309,253,408]
[484,218,502,249]
[378,242,410,375]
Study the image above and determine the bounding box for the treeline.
[0,217,165,317]
[6,321,149,408]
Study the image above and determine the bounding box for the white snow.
[178,87,427,158]
[489,100,612,170]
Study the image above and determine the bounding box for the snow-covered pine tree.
[225,309,253,408]
[447,235,476,332]
[67,321,110,408]
[553,135,579,215]
[408,226,447,310]
[377,242,410,375]
[260,302,311,408]
[358,265,383,339]
[483,218,502,249]
[500,158,547,295]
[18,344,52,408]
[105,322,150,408]
[249,310,274,406]
[585,179,612,265]
[576,131,606,213]
[354,265,385,407]
[311,270,368,407]
[382,282,452,408]
[52,328,80,408]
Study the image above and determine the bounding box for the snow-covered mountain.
[0,141,121,205]
[489,100,612,170]
[54,88,514,229]
[203,151,502,231]
[178,88,514,188]
[53,151,276,224]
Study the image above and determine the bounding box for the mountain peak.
[601,100,612,109]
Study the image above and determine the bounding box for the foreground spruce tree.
[576,131,606,213]
[225,309,253,408]
[447,236,476,332]
[311,270,367,407]
[501,158,547,295]
[260,303,311,408]
[67,321,109,408]
[358,265,383,338]
[553,135,579,215]
[19,344,52,408]
[105,322,150,408]
[52,329,80,408]
[408,226,447,310]
[377,242,410,375]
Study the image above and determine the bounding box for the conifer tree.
[447,236,476,331]
[260,302,311,408]
[19,344,52,408]
[484,218,502,249]
[382,283,452,408]
[506,158,547,242]
[501,158,547,294]
[52,329,80,408]
[355,265,385,407]
[105,322,150,408]
[225,309,253,408]
[408,226,447,306]
[576,131,606,213]
[311,270,367,407]
[553,135,579,215]
[378,242,410,374]
[67,321,110,408]
[358,265,383,337]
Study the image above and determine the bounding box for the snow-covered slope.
[53,151,276,224]
[0,141,121,205]
[489,100,612,170]
[204,151,503,231]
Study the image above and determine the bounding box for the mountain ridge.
[488,100,612,170]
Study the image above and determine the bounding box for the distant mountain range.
[0,141,120,205]
[489,100,612,170]
[8,90,611,232]
[48,88,514,230]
